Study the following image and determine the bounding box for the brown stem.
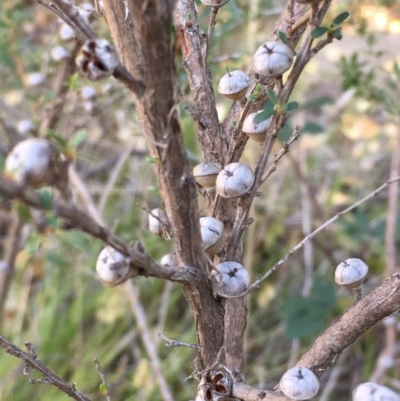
[0,175,192,284]
[232,273,400,400]
[0,336,92,401]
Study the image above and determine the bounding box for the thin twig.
[93,358,112,401]
[158,333,199,350]
[125,282,175,401]
[260,124,301,184]
[0,335,92,401]
[207,7,219,43]
[218,175,400,299]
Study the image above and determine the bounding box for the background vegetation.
[0,0,400,400]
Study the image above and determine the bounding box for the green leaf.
[69,129,87,149]
[332,29,343,40]
[38,189,53,210]
[100,383,108,395]
[278,123,293,142]
[280,296,327,339]
[46,252,68,267]
[25,234,41,254]
[311,276,336,310]
[232,120,237,127]
[47,215,60,228]
[302,121,324,134]
[0,155,4,173]
[46,130,68,150]
[145,156,160,164]
[14,201,32,221]
[311,26,328,39]
[267,89,279,105]
[285,101,298,111]
[278,30,290,46]
[253,109,275,124]
[332,11,350,26]
[61,231,89,250]
[297,96,333,111]
[69,73,79,91]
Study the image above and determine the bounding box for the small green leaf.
[38,189,53,210]
[302,121,324,134]
[267,89,279,105]
[25,234,41,254]
[332,11,350,26]
[148,185,159,194]
[47,215,60,228]
[253,109,275,123]
[46,130,67,150]
[0,155,4,173]
[100,383,108,395]
[311,26,328,39]
[247,94,256,101]
[278,30,290,46]
[332,29,343,40]
[232,120,237,127]
[46,252,68,267]
[69,129,87,149]
[69,73,79,91]
[145,156,160,164]
[14,201,32,221]
[285,101,298,111]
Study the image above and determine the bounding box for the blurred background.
[0,0,400,400]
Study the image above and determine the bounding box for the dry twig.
[0,336,92,401]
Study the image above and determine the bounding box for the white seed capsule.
[216,163,254,198]
[353,382,400,401]
[148,208,169,236]
[200,217,224,254]
[335,258,368,289]
[51,46,70,61]
[96,246,130,286]
[76,39,120,81]
[280,367,319,400]
[25,72,45,87]
[59,23,75,41]
[253,41,294,77]
[5,138,53,188]
[160,253,178,268]
[80,86,97,100]
[193,162,221,191]
[218,70,250,101]
[16,120,35,135]
[242,111,271,143]
[211,261,250,297]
